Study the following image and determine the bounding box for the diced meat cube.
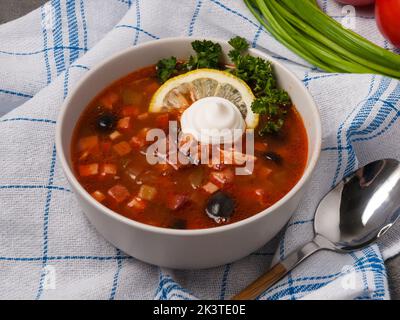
[117,117,131,130]
[100,163,117,176]
[78,136,99,152]
[138,185,157,201]
[210,168,234,187]
[166,194,188,210]
[108,184,130,203]
[79,163,99,177]
[127,196,147,211]
[109,130,122,141]
[202,182,220,194]
[91,190,106,202]
[113,141,132,156]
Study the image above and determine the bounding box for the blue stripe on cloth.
[0,89,33,99]
[79,0,88,51]
[0,118,56,124]
[109,249,123,300]
[251,25,263,48]
[66,0,80,64]
[156,271,194,300]
[36,144,57,300]
[0,46,87,56]
[0,185,71,192]
[0,255,132,262]
[340,77,392,179]
[51,0,66,75]
[219,264,231,300]
[133,0,141,45]
[40,5,52,84]
[71,64,90,71]
[63,68,70,99]
[115,25,160,40]
[188,0,203,36]
[331,75,376,187]
[209,0,266,31]
[259,248,386,300]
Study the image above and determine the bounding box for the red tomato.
[376,0,400,48]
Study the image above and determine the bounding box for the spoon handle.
[231,239,323,300]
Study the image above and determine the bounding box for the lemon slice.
[149,69,258,129]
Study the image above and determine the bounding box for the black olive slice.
[95,111,117,133]
[206,191,235,223]
[264,151,283,164]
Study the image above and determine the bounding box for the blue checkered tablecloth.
[0,0,399,300]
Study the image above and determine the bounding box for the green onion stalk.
[244,0,400,79]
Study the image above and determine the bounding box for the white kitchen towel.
[0,0,398,300]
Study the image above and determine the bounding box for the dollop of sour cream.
[180,97,245,144]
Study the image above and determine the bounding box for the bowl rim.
[56,36,322,237]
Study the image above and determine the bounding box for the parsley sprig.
[228,36,291,135]
[156,36,291,134]
[156,40,222,84]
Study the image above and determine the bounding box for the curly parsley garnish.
[156,40,223,83]
[156,57,178,84]
[156,36,291,134]
[228,36,291,135]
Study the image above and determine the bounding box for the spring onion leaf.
[245,0,400,79]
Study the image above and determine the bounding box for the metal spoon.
[232,159,400,300]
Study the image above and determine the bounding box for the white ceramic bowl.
[56,38,321,269]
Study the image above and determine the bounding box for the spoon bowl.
[315,158,400,251]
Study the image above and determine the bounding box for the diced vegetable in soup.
[71,38,308,230]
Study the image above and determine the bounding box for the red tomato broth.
[71,65,308,229]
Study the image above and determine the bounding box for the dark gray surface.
[0,0,46,24]
[1,0,399,300]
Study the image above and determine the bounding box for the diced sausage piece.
[117,117,131,130]
[127,196,147,211]
[122,106,140,117]
[78,136,99,152]
[91,190,106,202]
[79,163,99,177]
[109,130,122,141]
[108,184,130,203]
[138,185,157,201]
[210,168,234,187]
[101,163,117,176]
[202,182,220,194]
[167,194,188,210]
[113,141,132,156]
